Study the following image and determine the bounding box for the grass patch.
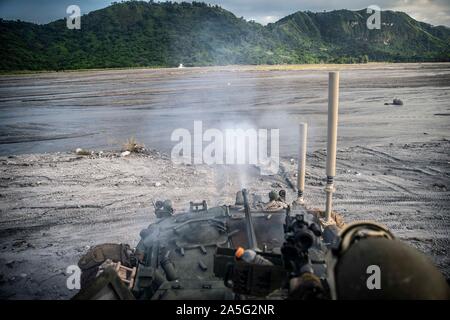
[122,137,145,153]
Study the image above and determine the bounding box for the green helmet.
[327,222,450,300]
[269,190,279,201]
[163,200,173,211]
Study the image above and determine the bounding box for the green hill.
[271,9,450,63]
[1,1,449,71]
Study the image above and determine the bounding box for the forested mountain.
[1,1,449,71]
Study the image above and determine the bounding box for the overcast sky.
[0,0,449,27]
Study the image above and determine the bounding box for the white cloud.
[388,0,450,26]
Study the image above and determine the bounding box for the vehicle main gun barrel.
[242,188,258,250]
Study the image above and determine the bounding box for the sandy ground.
[1,63,449,155]
[0,63,449,299]
[0,140,448,299]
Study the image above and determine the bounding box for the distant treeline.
[1,1,449,71]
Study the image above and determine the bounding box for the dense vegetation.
[1,1,449,71]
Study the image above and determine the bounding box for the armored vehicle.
[75,189,341,300]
